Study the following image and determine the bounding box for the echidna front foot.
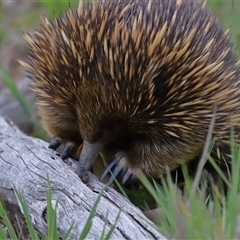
[100,153,134,185]
[49,136,80,160]
[77,140,103,178]
[49,137,62,149]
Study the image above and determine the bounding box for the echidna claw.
[49,137,78,160]
[49,137,62,150]
[61,143,76,160]
[100,157,119,181]
[121,171,133,184]
[100,156,133,185]
[108,164,124,184]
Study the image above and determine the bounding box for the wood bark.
[0,117,166,240]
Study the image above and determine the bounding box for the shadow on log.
[0,117,166,239]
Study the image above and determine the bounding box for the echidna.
[21,0,240,184]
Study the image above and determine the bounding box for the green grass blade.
[63,223,74,240]
[0,202,18,240]
[14,186,40,240]
[103,209,121,240]
[112,177,129,200]
[78,187,106,240]
[0,223,7,240]
[138,172,160,203]
[100,210,109,240]
[46,176,60,240]
[207,156,231,187]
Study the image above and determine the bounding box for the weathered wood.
[0,117,166,240]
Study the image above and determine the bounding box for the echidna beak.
[77,140,102,178]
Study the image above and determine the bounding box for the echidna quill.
[21,0,240,184]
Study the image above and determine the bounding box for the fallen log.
[0,117,166,239]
